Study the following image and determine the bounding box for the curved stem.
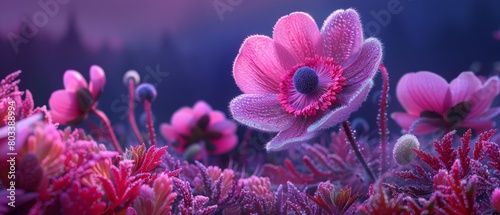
[240,128,252,165]
[93,109,123,154]
[342,121,376,182]
[378,64,389,174]
[144,101,156,146]
[128,80,144,144]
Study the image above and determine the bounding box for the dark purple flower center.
[278,55,346,117]
[76,87,93,113]
[176,114,222,152]
[293,66,319,94]
[417,101,472,133]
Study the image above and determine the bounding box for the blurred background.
[0,0,500,140]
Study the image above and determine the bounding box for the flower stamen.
[278,55,346,117]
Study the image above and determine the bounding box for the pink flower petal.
[49,90,82,119]
[49,110,70,124]
[391,112,418,131]
[411,118,443,135]
[233,35,285,94]
[469,76,500,119]
[273,12,323,69]
[396,71,450,115]
[89,65,106,100]
[193,100,212,119]
[209,120,237,135]
[63,70,88,92]
[229,94,295,132]
[391,113,443,135]
[160,123,178,140]
[171,107,195,135]
[342,38,382,86]
[209,111,226,126]
[266,118,318,151]
[461,120,494,134]
[308,80,373,132]
[211,134,238,155]
[449,72,482,105]
[321,8,363,67]
[468,107,500,122]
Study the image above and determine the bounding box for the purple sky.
[1,0,380,51]
[0,0,248,50]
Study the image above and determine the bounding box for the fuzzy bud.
[135,83,157,103]
[123,70,141,86]
[492,188,500,212]
[393,134,420,165]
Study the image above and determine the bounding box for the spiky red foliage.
[172,177,218,215]
[395,129,500,213]
[484,141,500,173]
[405,195,438,215]
[193,161,244,210]
[413,149,443,174]
[474,129,496,161]
[132,174,177,215]
[285,181,314,215]
[359,183,409,214]
[125,143,168,175]
[433,161,478,215]
[434,131,457,170]
[308,181,360,215]
[0,70,21,99]
[458,129,472,175]
[60,181,106,214]
[262,130,377,193]
[98,161,146,215]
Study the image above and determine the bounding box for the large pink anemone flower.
[49,66,106,125]
[229,9,383,151]
[392,71,500,135]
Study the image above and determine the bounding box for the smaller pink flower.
[392,71,500,135]
[49,65,106,125]
[492,188,500,212]
[494,29,500,41]
[160,100,237,155]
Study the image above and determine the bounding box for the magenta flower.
[392,71,500,135]
[492,188,500,212]
[229,9,382,150]
[160,100,238,155]
[494,29,500,41]
[49,65,105,125]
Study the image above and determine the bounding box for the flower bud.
[123,70,141,86]
[393,134,420,165]
[135,83,157,103]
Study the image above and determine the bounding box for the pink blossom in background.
[494,29,500,41]
[392,71,500,135]
[229,9,382,151]
[160,100,237,155]
[492,188,500,212]
[48,65,106,125]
